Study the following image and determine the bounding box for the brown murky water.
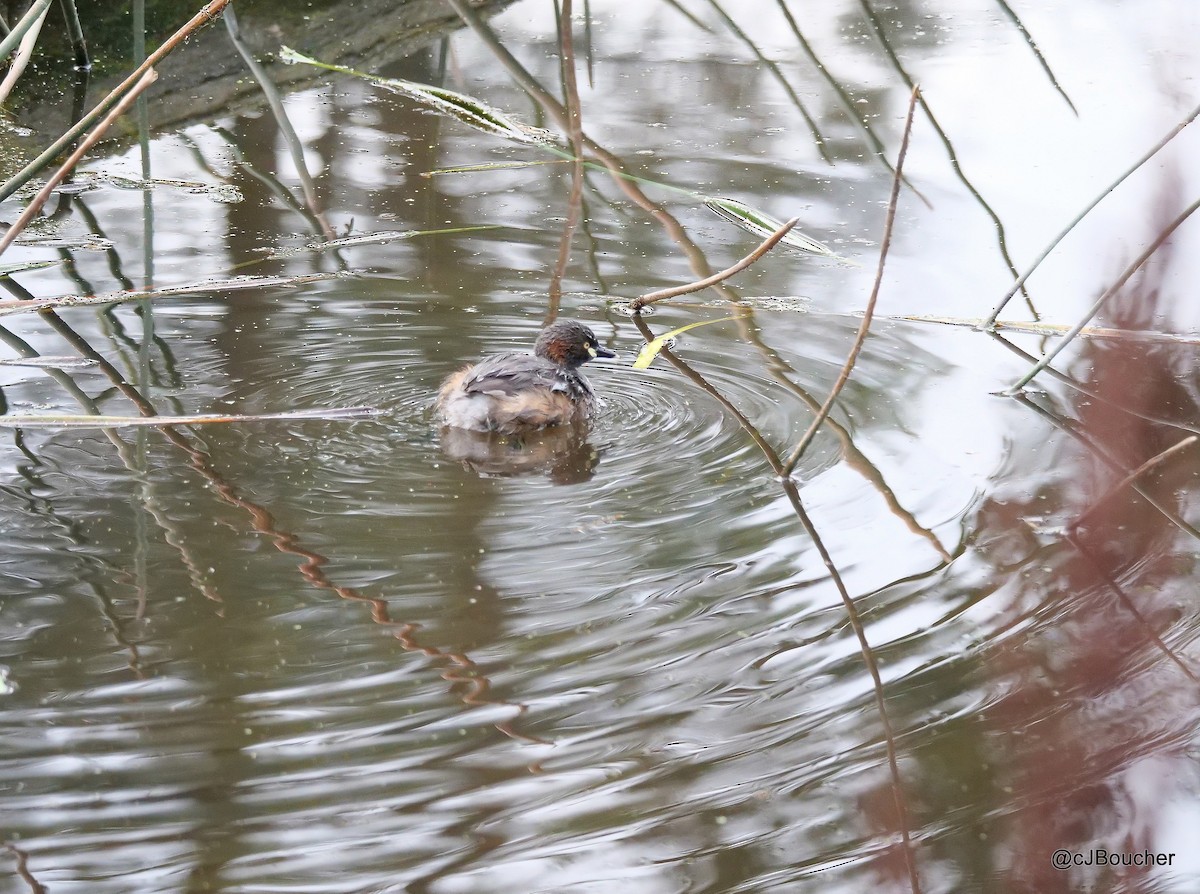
[2,1,1199,892]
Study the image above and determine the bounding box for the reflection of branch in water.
[12,304,542,743]
[702,0,832,163]
[1012,392,1200,543]
[1064,530,1200,686]
[63,199,184,394]
[547,0,586,321]
[24,308,230,606]
[3,841,46,894]
[782,483,921,894]
[224,6,333,239]
[202,128,348,273]
[773,0,930,207]
[991,0,1077,114]
[443,0,738,300]
[0,298,217,645]
[628,313,921,893]
[1071,435,1197,531]
[755,340,953,561]
[660,0,714,34]
[855,0,1033,318]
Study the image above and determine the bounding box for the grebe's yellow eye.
[586,345,597,357]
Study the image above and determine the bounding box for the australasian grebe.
[436,320,616,434]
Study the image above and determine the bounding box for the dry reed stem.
[0,0,232,204]
[0,69,158,257]
[986,98,1200,326]
[0,0,50,105]
[781,84,920,478]
[1007,192,1200,393]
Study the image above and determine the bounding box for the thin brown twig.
[630,217,799,311]
[631,313,785,473]
[782,84,920,477]
[1071,435,1198,530]
[0,69,159,257]
[547,0,586,320]
[4,843,46,894]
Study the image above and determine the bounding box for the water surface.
[2,1,1200,892]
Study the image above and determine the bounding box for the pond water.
[2,1,1200,892]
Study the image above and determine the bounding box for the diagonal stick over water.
[0,70,159,256]
[986,98,1200,326]
[782,85,920,478]
[1006,193,1200,393]
[0,0,233,204]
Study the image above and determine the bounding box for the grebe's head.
[534,321,616,368]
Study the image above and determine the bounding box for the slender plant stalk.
[986,98,1200,326]
[1071,436,1198,530]
[0,0,233,204]
[781,85,920,478]
[0,0,52,62]
[631,218,799,310]
[1006,193,1200,392]
[0,70,159,256]
[58,0,90,69]
[0,0,50,105]
[548,0,586,318]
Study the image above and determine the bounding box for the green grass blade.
[0,260,59,278]
[279,46,557,145]
[633,315,740,369]
[704,196,839,258]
